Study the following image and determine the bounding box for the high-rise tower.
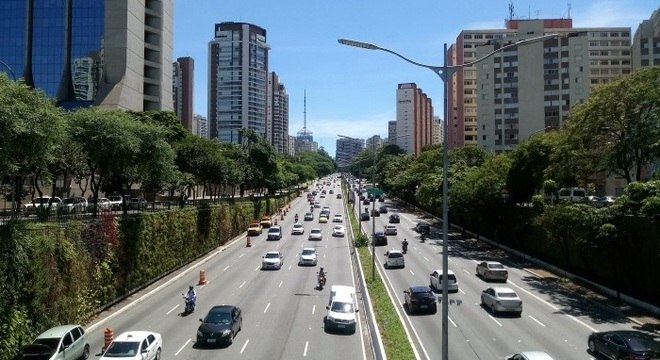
[208,22,269,143]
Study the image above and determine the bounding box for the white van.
[558,187,586,202]
[325,285,358,333]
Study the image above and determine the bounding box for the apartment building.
[267,72,290,154]
[448,18,632,152]
[173,57,194,133]
[208,22,269,143]
[396,83,434,155]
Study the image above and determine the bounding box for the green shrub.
[354,233,368,247]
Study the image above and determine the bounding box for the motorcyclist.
[295,213,299,222]
[317,267,327,288]
[420,232,426,242]
[185,285,197,312]
[402,238,409,253]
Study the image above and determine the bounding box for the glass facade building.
[0,0,173,111]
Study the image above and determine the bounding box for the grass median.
[348,201,415,360]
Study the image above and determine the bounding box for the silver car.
[298,247,318,266]
[429,269,458,292]
[308,228,323,241]
[20,324,90,360]
[476,261,509,282]
[262,251,284,270]
[481,286,522,316]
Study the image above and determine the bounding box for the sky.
[173,0,659,157]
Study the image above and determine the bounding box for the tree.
[506,133,553,203]
[561,67,660,184]
[0,74,65,214]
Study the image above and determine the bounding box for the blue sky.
[173,0,658,157]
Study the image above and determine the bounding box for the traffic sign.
[367,188,384,197]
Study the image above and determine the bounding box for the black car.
[197,305,243,346]
[588,330,660,359]
[371,209,380,217]
[372,232,387,246]
[404,286,437,314]
[415,222,431,234]
[360,212,370,221]
[379,206,388,214]
[389,214,400,223]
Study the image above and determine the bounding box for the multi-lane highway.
[352,188,647,360]
[84,179,370,359]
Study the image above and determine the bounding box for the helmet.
[320,267,324,271]
[189,285,193,291]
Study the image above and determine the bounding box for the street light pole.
[371,139,376,281]
[338,33,558,360]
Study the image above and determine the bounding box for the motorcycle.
[182,294,196,314]
[420,233,426,243]
[295,214,299,222]
[402,240,408,254]
[317,272,327,290]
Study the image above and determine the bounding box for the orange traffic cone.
[198,270,208,285]
[103,328,114,352]
[246,236,252,247]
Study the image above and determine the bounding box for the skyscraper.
[173,56,194,133]
[0,0,173,111]
[267,72,289,154]
[208,22,269,143]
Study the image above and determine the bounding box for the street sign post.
[367,188,384,197]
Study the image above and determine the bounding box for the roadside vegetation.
[346,191,415,360]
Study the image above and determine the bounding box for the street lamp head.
[338,38,379,50]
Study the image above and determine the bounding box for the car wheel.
[80,344,90,360]
[490,304,496,315]
[587,339,597,354]
[228,332,234,344]
[154,348,161,360]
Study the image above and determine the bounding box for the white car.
[332,225,345,237]
[480,286,522,316]
[308,228,323,241]
[291,223,305,235]
[298,247,318,266]
[384,249,405,269]
[262,251,284,270]
[332,214,343,223]
[384,224,397,235]
[429,269,458,292]
[100,331,162,360]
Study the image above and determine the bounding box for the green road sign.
[367,188,384,197]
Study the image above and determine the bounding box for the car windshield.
[204,311,231,325]
[497,291,517,298]
[62,198,75,204]
[331,301,354,313]
[302,249,315,256]
[265,253,280,259]
[412,291,432,298]
[103,341,140,357]
[388,253,403,258]
[268,228,280,233]
[311,229,321,234]
[625,334,660,351]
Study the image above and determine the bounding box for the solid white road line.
[423,257,430,262]
[264,303,271,313]
[175,339,191,356]
[279,281,283,288]
[458,288,466,295]
[312,305,316,315]
[239,253,245,258]
[303,341,309,357]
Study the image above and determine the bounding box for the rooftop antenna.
[304,89,307,130]
[567,1,572,19]
[508,1,515,21]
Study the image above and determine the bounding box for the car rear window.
[388,253,403,258]
[489,263,505,269]
[497,291,517,298]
